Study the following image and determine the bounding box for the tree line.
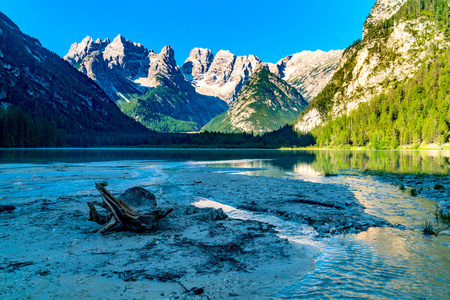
[313,50,450,148]
[0,103,315,149]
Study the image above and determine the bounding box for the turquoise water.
[1,149,449,299]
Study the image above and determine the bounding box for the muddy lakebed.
[0,149,449,299]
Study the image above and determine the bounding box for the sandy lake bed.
[0,158,394,299]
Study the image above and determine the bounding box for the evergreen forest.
[313,50,450,148]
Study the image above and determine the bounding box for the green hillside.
[203,68,308,134]
[313,50,450,148]
[300,0,450,148]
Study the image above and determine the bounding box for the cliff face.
[295,0,449,132]
[182,49,262,104]
[268,50,343,102]
[64,35,150,104]
[363,0,408,38]
[119,45,228,133]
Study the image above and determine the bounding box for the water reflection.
[293,164,321,177]
[3,149,450,175]
[209,149,450,176]
[309,149,450,175]
[284,171,450,299]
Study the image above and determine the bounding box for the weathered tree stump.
[87,183,173,234]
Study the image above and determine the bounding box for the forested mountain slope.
[295,0,450,148]
[0,12,149,147]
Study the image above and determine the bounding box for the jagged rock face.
[182,48,341,104]
[181,47,213,80]
[64,35,339,133]
[65,38,228,132]
[204,50,237,86]
[65,34,149,77]
[182,50,262,104]
[0,12,147,137]
[203,68,308,134]
[64,36,108,65]
[295,0,450,133]
[268,50,343,102]
[64,34,150,103]
[147,45,191,90]
[103,35,149,77]
[78,50,105,81]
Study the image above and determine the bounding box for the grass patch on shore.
[422,221,437,236]
[422,205,450,236]
[323,170,338,177]
[435,206,450,225]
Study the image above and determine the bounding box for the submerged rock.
[184,206,228,221]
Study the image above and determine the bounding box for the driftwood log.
[88,183,173,234]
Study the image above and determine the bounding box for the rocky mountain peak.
[247,54,260,64]
[267,49,343,102]
[64,36,104,65]
[102,34,149,77]
[203,68,307,134]
[190,47,214,62]
[295,0,450,133]
[181,47,214,80]
[204,50,237,86]
[64,34,150,102]
[112,34,126,44]
[147,45,188,89]
[0,12,149,143]
[148,50,157,58]
[182,46,341,104]
[82,36,94,44]
[159,45,176,65]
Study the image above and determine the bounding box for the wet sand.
[0,160,387,299]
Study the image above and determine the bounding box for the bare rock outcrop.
[268,50,343,102]
[147,45,191,90]
[181,47,214,80]
[182,48,341,104]
[64,34,150,102]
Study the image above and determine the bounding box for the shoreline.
[0,160,388,299]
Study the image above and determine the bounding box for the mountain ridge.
[65,36,342,133]
[203,68,308,134]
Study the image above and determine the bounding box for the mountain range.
[3,0,448,148]
[64,37,342,133]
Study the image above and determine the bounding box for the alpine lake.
[1,148,449,299]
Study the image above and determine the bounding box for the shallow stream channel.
[206,156,450,299]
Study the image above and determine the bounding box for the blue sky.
[1,0,375,64]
